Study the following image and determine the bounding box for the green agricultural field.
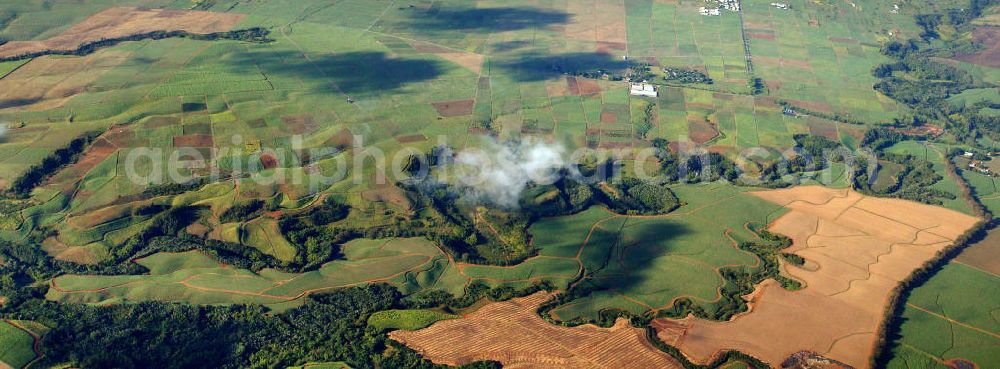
[0,0,996,367]
[535,183,786,321]
[45,236,578,311]
[0,320,39,369]
[886,259,1000,369]
[44,183,790,320]
[367,309,457,331]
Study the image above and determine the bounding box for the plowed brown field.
[654,187,979,368]
[390,293,682,369]
[0,7,245,58]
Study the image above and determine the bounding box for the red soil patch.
[600,111,618,124]
[596,41,627,53]
[546,79,573,97]
[576,78,602,95]
[361,186,412,211]
[394,134,427,143]
[828,37,859,44]
[787,99,833,113]
[755,96,782,109]
[748,32,776,40]
[744,21,774,30]
[0,7,246,58]
[781,58,813,70]
[259,152,278,170]
[431,100,474,117]
[688,118,719,144]
[953,27,1000,68]
[391,293,682,369]
[955,228,1000,275]
[281,114,317,135]
[323,128,355,151]
[945,358,978,369]
[566,76,581,95]
[45,126,138,186]
[173,134,214,148]
[806,117,839,140]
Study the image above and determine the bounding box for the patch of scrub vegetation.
[367,309,457,331]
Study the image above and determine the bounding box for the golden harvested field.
[655,187,980,368]
[389,293,682,369]
[0,7,245,58]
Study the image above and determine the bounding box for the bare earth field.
[0,50,129,111]
[390,293,682,369]
[955,228,1000,275]
[654,187,979,368]
[0,7,246,58]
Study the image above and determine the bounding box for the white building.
[630,83,658,97]
[699,6,721,16]
[771,2,790,9]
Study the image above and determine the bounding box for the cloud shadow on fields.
[243,51,446,96]
[405,7,571,33]
[530,213,699,320]
[494,52,629,82]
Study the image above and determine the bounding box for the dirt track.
[654,187,980,368]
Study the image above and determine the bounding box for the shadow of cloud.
[245,51,446,96]
[0,98,42,109]
[495,51,629,82]
[406,6,571,33]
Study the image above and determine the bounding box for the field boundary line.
[906,303,1000,340]
[365,0,397,32]
[3,319,44,369]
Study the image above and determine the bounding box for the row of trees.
[5,131,100,198]
[0,27,272,62]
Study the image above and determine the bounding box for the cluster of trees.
[662,67,713,84]
[871,0,999,146]
[854,154,956,205]
[635,101,656,139]
[5,283,500,369]
[656,150,741,184]
[6,131,100,198]
[777,101,867,126]
[594,177,680,215]
[218,200,265,223]
[0,27,272,62]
